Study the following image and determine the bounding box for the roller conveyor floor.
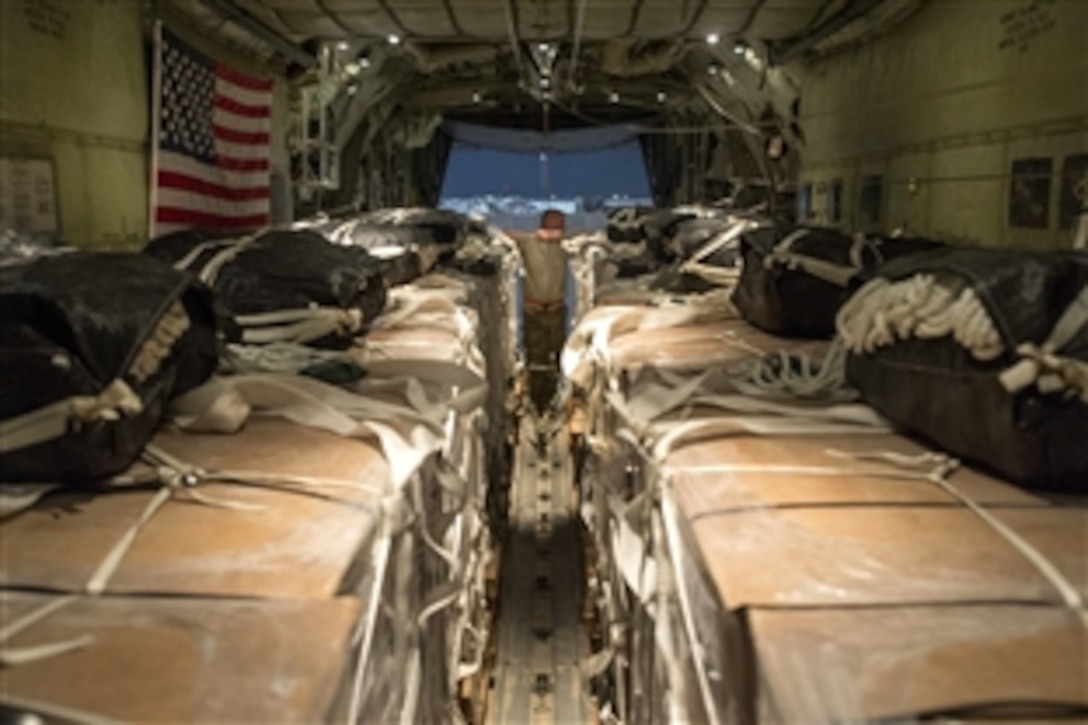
[487,413,594,724]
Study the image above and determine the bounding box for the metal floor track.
[487,414,593,724]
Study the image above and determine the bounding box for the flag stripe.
[216,156,271,173]
[156,207,268,230]
[212,105,270,136]
[214,95,271,119]
[157,187,269,218]
[212,124,270,145]
[212,137,271,161]
[159,151,268,187]
[158,170,269,201]
[214,78,273,109]
[216,63,274,92]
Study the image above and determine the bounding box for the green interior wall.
[791,0,1088,248]
[0,0,289,250]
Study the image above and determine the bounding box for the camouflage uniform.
[513,220,568,414]
[524,303,566,413]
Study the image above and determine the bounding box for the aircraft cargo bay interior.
[0,0,1086,722]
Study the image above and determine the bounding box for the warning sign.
[0,158,59,234]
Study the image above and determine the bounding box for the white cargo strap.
[561,292,740,390]
[0,692,120,725]
[235,306,364,345]
[173,232,261,286]
[731,340,854,402]
[678,218,759,286]
[606,367,892,450]
[830,449,1087,623]
[0,595,92,667]
[0,379,143,456]
[0,483,59,519]
[656,491,722,725]
[1000,286,1088,401]
[168,366,485,488]
[224,341,360,375]
[374,286,468,331]
[0,440,408,670]
[765,228,865,288]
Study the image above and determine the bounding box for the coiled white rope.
[838,273,1003,360]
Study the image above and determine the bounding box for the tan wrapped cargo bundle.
[0,274,500,723]
[569,296,1087,723]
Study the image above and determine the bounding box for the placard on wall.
[0,157,59,235]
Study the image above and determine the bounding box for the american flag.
[152,29,272,235]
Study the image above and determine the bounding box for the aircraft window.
[859,175,883,226]
[827,178,843,223]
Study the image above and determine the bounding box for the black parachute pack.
[646,217,753,295]
[641,208,699,262]
[842,247,1088,491]
[0,252,219,483]
[606,206,655,244]
[356,207,486,246]
[145,228,387,348]
[319,219,433,287]
[732,225,943,338]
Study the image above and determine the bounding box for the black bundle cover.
[606,206,654,243]
[145,229,387,345]
[732,226,943,338]
[641,208,698,262]
[846,248,1088,491]
[668,217,748,268]
[0,253,219,483]
[356,207,485,246]
[322,221,430,287]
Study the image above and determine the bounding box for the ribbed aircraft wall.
[792,0,1087,249]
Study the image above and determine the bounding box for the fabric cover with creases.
[846,248,1088,490]
[145,229,388,345]
[0,252,219,483]
[732,226,943,338]
[356,207,486,246]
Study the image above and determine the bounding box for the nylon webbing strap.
[1000,285,1088,400]
[766,228,862,288]
[0,380,143,456]
[236,306,364,345]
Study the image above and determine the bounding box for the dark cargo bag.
[606,206,654,244]
[322,219,455,287]
[0,252,219,483]
[356,207,485,246]
[145,229,387,347]
[732,225,942,338]
[842,247,1088,491]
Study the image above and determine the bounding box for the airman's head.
[538,209,566,243]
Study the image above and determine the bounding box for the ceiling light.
[708,64,719,75]
[387,34,401,45]
[656,91,666,103]
[345,62,361,77]
[609,91,619,104]
[540,77,551,89]
[346,84,357,96]
[733,39,747,55]
[706,32,720,46]
[538,42,550,53]
[336,41,349,52]
[359,56,371,69]
[472,91,481,103]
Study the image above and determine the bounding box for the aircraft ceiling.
[169,0,922,157]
